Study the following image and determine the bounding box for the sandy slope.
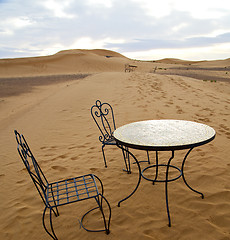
[0,50,230,240]
[0,49,129,77]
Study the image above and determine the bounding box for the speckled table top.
[113,120,216,151]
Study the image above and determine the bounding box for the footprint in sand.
[53,154,68,159]
[86,133,94,138]
[195,148,206,157]
[68,145,76,150]
[220,124,229,130]
[219,124,230,139]
[176,105,185,114]
[90,167,98,171]
[44,153,55,157]
[192,104,200,108]
[40,145,58,150]
[166,100,174,105]
[195,113,211,123]
[51,166,67,171]
[16,179,26,184]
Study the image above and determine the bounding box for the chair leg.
[42,206,58,240]
[121,147,131,174]
[50,187,59,217]
[49,208,58,239]
[125,147,131,172]
[101,145,108,168]
[97,194,111,234]
[80,195,111,234]
[93,175,104,197]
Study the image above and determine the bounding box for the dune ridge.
[0,49,129,77]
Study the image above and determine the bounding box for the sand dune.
[0,49,129,77]
[0,49,230,240]
[1,49,229,82]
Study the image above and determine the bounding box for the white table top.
[113,120,216,151]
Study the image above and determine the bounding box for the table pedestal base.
[142,164,182,183]
[117,146,205,227]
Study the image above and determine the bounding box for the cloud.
[0,0,230,60]
[105,32,230,52]
[133,0,230,19]
[39,0,76,18]
[124,42,230,61]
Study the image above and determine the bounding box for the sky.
[0,0,230,60]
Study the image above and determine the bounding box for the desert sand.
[0,49,230,240]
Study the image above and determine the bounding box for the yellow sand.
[0,49,230,240]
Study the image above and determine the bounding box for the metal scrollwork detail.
[91,100,116,144]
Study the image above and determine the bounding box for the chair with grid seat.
[14,130,111,240]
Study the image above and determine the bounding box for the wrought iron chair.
[14,130,111,240]
[90,100,150,172]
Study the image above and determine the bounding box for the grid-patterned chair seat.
[47,175,99,207]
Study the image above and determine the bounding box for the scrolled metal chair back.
[91,100,116,143]
[14,130,49,206]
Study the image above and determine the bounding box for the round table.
[113,119,215,151]
[113,119,216,226]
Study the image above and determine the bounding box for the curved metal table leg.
[165,151,175,227]
[181,147,204,198]
[116,144,142,207]
[152,151,159,185]
[146,151,150,164]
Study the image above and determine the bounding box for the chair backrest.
[14,130,48,206]
[91,100,116,143]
